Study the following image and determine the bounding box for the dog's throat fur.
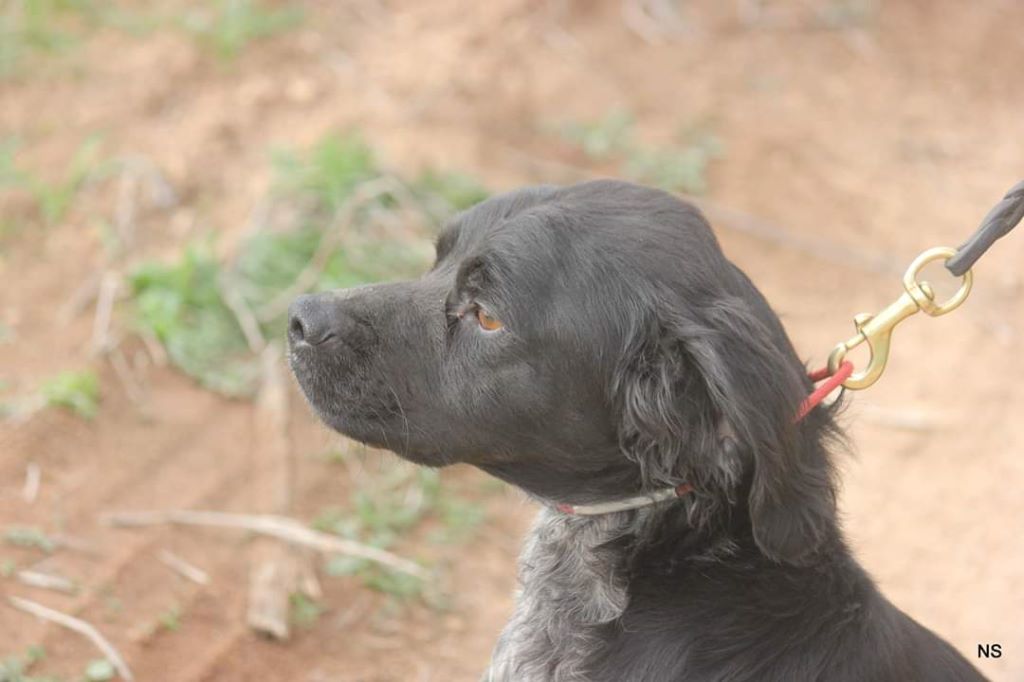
[484,501,720,682]
[485,507,634,682]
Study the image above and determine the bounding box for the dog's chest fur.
[485,508,633,682]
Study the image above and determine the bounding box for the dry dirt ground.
[2,1,1023,680]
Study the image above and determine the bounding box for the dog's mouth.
[288,331,455,468]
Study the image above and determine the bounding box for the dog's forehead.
[436,181,735,307]
[439,191,561,256]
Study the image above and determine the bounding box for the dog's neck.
[486,507,635,682]
[486,499,731,682]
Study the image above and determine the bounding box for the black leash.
[946,180,1024,276]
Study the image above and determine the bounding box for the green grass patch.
[41,370,100,419]
[0,136,104,227]
[413,169,490,214]
[316,463,487,603]
[130,242,258,396]
[0,0,103,79]
[556,110,724,195]
[3,526,57,553]
[181,0,303,60]
[126,131,488,397]
[288,592,323,628]
[157,605,183,633]
[0,644,61,682]
[82,659,114,682]
[819,0,878,28]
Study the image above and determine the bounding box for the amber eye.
[475,308,504,331]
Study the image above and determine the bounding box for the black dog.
[288,180,984,681]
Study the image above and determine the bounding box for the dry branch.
[856,404,943,432]
[621,0,685,45]
[108,347,147,407]
[138,328,168,367]
[248,346,300,638]
[91,271,121,355]
[158,550,210,586]
[219,275,266,354]
[256,343,292,513]
[8,595,133,681]
[247,542,305,640]
[16,570,77,594]
[22,461,40,504]
[103,509,428,579]
[59,272,102,324]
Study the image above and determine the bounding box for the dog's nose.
[288,294,336,347]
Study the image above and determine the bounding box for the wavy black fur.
[288,180,984,682]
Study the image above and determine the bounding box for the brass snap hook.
[826,247,972,390]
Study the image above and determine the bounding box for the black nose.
[288,294,336,346]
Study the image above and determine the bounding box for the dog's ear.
[616,294,836,565]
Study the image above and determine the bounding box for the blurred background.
[1,1,1022,680]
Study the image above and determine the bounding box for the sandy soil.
[2,1,1022,680]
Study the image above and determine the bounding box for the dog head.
[289,180,838,564]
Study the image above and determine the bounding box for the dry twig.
[16,569,77,594]
[22,461,41,504]
[219,275,266,354]
[138,329,168,367]
[856,404,943,432]
[8,595,134,681]
[621,0,686,44]
[247,543,307,640]
[58,272,102,324]
[158,550,210,586]
[108,347,147,407]
[91,271,121,355]
[255,343,292,513]
[104,509,427,579]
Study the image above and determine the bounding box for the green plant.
[130,242,257,396]
[0,0,102,78]
[623,126,723,196]
[288,592,323,628]
[558,109,635,161]
[0,136,103,226]
[429,495,487,545]
[182,0,303,60]
[556,112,724,195]
[22,649,44,670]
[40,370,100,419]
[314,448,349,465]
[157,605,182,632]
[0,645,57,682]
[362,569,424,600]
[317,462,486,602]
[413,170,490,213]
[270,132,377,213]
[819,0,878,28]
[4,527,56,553]
[82,660,114,682]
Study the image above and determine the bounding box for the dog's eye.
[475,308,504,332]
